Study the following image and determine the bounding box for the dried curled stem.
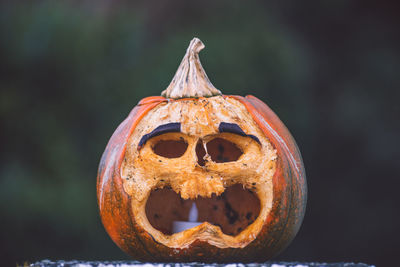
[161,38,222,99]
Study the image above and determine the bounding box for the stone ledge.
[29,260,375,267]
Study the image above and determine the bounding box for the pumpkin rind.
[97,94,306,262]
[97,97,166,260]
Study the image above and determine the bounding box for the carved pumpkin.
[97,38,307,262]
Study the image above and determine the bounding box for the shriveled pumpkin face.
[97,38,306,262]
[121,96,276,248]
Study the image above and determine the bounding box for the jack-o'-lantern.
[97,38,306,262]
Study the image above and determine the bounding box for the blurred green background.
[1,1,399,266]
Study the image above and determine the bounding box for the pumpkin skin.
[97,39,306,262]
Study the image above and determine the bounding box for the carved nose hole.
[206,138,243,163]
[196,139,206,166]
[153,139,188,158]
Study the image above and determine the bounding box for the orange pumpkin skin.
[97,94,306,262]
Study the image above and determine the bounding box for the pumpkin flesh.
[121,96,277,249]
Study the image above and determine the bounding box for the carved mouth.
[145,184,261,236]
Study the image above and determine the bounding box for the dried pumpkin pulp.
[97,38,307,262]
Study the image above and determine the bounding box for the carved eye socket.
[206,138,243,163]
[153,139,188,158]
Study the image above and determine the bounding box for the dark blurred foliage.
[1,1,399,266]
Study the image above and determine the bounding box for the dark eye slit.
[138,122,181,149]
[218,122,260,144]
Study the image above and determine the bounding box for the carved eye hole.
[153,139,188,158]
[206,138,243,163]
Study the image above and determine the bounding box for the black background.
[1,1,399,266]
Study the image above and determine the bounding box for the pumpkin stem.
[161,37,222,99]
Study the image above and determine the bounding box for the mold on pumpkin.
[97,38,307,262]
